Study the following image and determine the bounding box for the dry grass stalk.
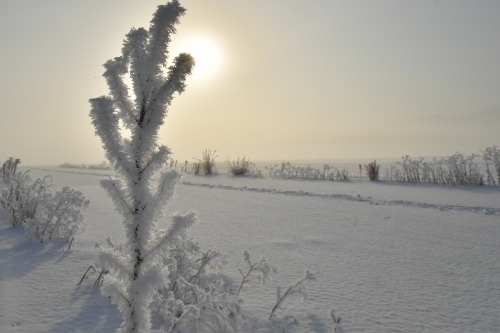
[365,160,380,181]
[226,157,254,176]
[194,149,217,175]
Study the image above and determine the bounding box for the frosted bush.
[481,145,500,185]
[2,157,20,183]
[0,159,89,243]
[265,162,349,181]
[25,186,90,242]
[386,152,485,185]
[0,169,51,227]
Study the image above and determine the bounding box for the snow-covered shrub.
[481,145,500,185]
[0,169,51,227]
[194,149,217,175]
[383,165,403,182]
[385,152,485,185]
[2,157,20,183]
[25,186,90,242]
[265,162,348,182]
[445,153,483,185]
[365,161,379,181]
[0,159,89,243]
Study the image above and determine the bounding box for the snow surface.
[1,166,499,332]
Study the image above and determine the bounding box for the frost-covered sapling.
[88,1,246,331]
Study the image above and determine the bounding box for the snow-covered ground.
[1,166,499,333]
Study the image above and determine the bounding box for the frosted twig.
[269,270,316,320]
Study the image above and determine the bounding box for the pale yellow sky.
[0,1,499,165]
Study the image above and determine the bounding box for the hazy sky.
[1,0,499,165]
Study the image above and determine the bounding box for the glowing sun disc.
[177,37,222,80]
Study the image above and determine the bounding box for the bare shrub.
[194,149,217,175]
[226,156,263,177]
[227,157,251,176]
[88,161,111,170]
[168,158,178,169]
[365,160,380,181]
[59,161,111,170]
[192,162,201,175]
[60,162,86,169]
[181,160,189,173]
[332,167,350,181]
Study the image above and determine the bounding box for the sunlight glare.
[176,36,222,80]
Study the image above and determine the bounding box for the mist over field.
[1,1,499,165]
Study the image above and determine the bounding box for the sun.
[175,36,222,80]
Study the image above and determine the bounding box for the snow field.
[1,167,499,332]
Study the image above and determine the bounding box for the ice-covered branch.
[103,56,137,129]
[89,97,132,176]
[144,53,194,130]
[139,145,171,182]
[100,178,134,217]
[143,210,197,260]
[235,250,275,299]
[138,169,181,220]
[269,270,316,320]
[99,249,134,278]
[188,249,227,284]
[147,0,186,73]
[122,28,151,112]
